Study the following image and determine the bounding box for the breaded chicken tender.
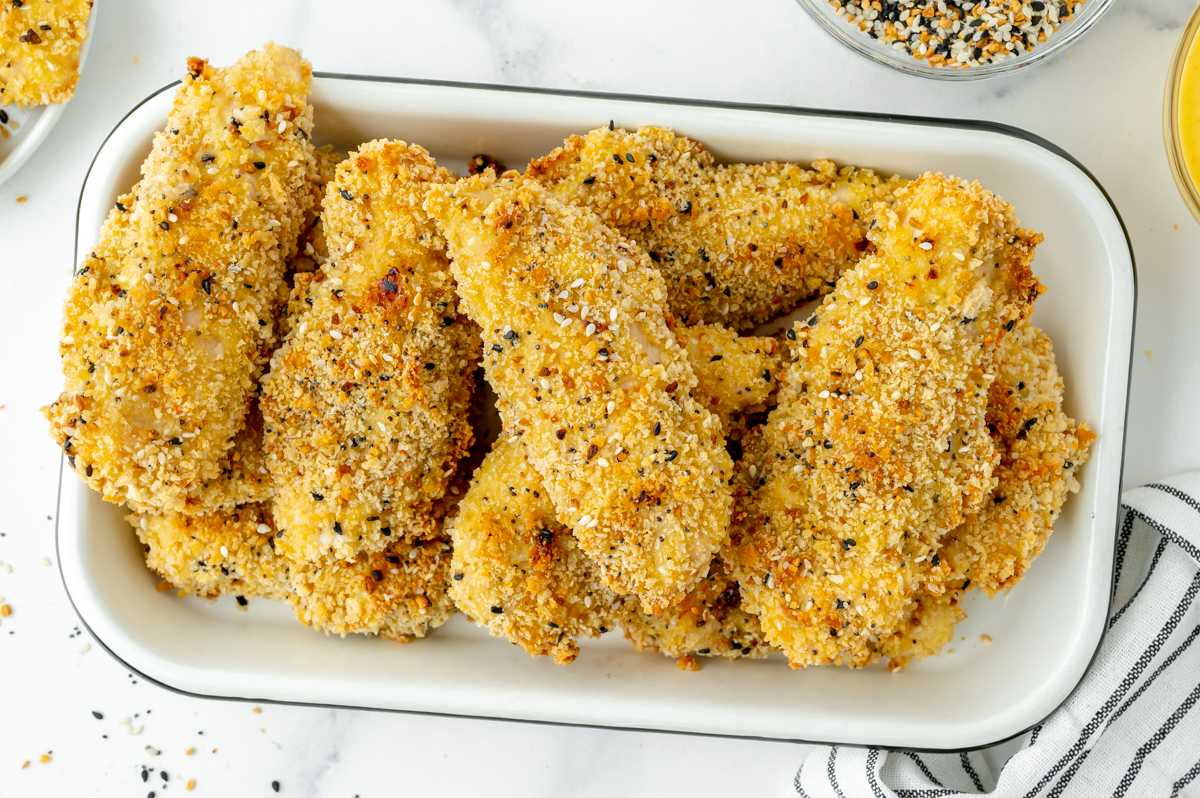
[44,44,316,514]
[729,173,1043,668]
[130,503,289,602]
[527,126,903,330]
[0,0,91,107]
[870,589,965,670]
[427,173,733,613]
[939,322,1094,596]
[622,426,776,662]
[288,535,455,641]
[450,440,620,664]
[262,140,480,563]
[674,323,784,426]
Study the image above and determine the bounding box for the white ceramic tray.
[57,75,1136,751]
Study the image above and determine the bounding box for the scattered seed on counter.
[40,557,51,566]
[187,779,196,791]
[145,746,160,756]
[826,0,1085,69]
[78,643,91,653]
[980,633,993,643]
[16,196,27,203]
[1,604,11,617]
[39,753,51,764]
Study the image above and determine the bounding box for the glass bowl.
[1165,2,1200,224]
[794,0,1114,81]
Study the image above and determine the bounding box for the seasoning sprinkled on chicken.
[428,172,733,614]
[262,140,480,563]
[44,43,316,514]
[528,125,903,330]
[728,172,1043,668]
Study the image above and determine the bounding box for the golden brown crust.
[528,126,904,330]
[675,323,784,427]
[130,503,289,602]
[450,440,619,664]
[938,322,1094,597]
[44,43,316,515]
[288,535,456,641]
[621,426,777,661]
[728,172,1043,668]
[427,173,733,613]
[0,0,91,107]
[262,140,480,563]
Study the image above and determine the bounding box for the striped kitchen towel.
[794,472,1200,798]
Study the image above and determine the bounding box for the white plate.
[0,4,94,189]
[57,75,1135,751]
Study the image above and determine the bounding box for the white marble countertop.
[0,0,1193,794]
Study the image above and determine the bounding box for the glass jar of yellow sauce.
[1166,4,1200,222]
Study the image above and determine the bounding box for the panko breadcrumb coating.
[44,44,316,514]
[450,440,620,664]
[428,173,733,614]
[450,325,770,664]
[0,0,91,108]
[130,503,289,602]
[729,173,1043,668]
[288,535,455,641]
[939,322,1094,597]
[870,589,965,670]
[262,140,480,563]
[287,144,343,277]
[675,323,784,426]
[622,427,776,662]
[527,125,903,330]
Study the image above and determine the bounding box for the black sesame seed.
[443,317,455,326]
[624,153,635,164]
[1064,462,1074,469]
[786,329,796,341]
[609,119,614,131]
[649,251,661,263]
[490,606,504,614]
[665,450,679,462]
[253,161,266,170]
[424,362,436,370]
[807,315,818,327]
[993,496,1006,504]
[236,596,248,606]
[92,711,103,720]
[85,464,93,477]
[312,492,323,501]
[612,154,623,165]
[159,221,169,231]
[582,176,595,184]
[201,277,211,294]
[0,110,8,124]
[453,572,463,581]
[272,782,280,793]
[652,422,661,436]
[709,354,723,362]
[1004,319,1015,331]
[381,527,391,536]
[491,344,503,352]
[867,281,878,290]
[339,189,353,201]
[842,539,856,550]
[503,330,516,339]
[763,370,771,382]
[333,522,343,535]
[680,201,692,214]
[932,554,940,567]
[371,569,383,582]
[115,201,127,212]
[1024,418,1038,430]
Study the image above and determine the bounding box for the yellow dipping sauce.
[1178,35,1200,188]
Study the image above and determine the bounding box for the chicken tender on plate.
[939,321,1094,597]
[728,172,1043,668]
[427,172,733,613]
[44,44,316,514]
[262,140,480,563]
[527,125,903,330]
[0,0,91,108]
[450,439,620,664]
[288,535,456,641]
[674,322,784,427]
[129,503,289,602]
[622,426,776,663]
